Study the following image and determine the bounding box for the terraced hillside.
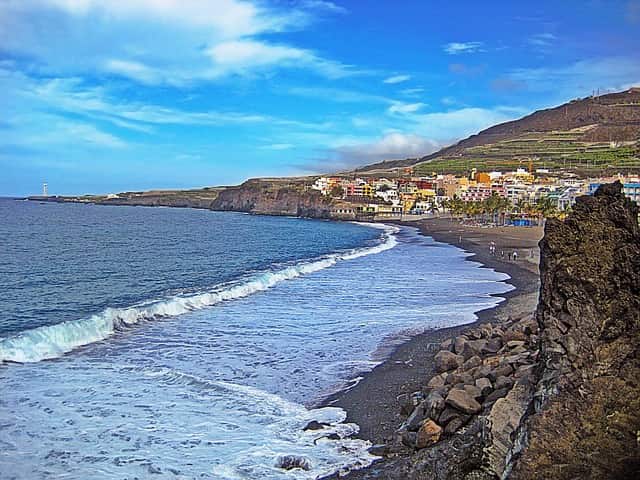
[358,87,640,176]
[414,127,639,176]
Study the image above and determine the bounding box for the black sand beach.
[321,218,543,477]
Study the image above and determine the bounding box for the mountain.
[357,88,640,175]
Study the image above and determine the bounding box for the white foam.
[0,224,398,363]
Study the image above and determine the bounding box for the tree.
[535,196,558,225]
[446,195,465,218]
[329,185,344,198]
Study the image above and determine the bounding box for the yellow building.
[362,183,375,197]
[416,188,436,199]
[402,194,416,213]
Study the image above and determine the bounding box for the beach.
[322,217,543,478]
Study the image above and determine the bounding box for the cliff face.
[98,195,218,209]
[513,182,640,479]
[211,179,334,218]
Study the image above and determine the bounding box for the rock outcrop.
[513,181,640,479]
[211,179,334,218]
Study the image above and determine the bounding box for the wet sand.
[321,217,543,476]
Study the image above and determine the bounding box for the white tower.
[42,182,48,197]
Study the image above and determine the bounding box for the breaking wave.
[0,224,398,364]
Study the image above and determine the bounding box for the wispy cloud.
[2,113,128,150]
[401,87,424,97]
[287,86,393,104]
[443,41,485,55]
[504,57,640,100]
[388,102,426,115]
[299,0,348,14]
[0,67,337,165]
[383,74,411,84]
[260,143,294,150]
[527,33,557,48]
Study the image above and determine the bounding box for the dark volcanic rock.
[276,455,311,471]
[303,420,330,431]
[212,179,334,218]
[514,182,640,479]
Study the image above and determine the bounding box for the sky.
[1,0,639,196]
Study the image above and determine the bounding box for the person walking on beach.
[508,252,512,261]
[513,251,518,261]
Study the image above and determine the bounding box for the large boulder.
[275,455,311,471]
[416,419,442,448]
[434,350,464,373]
[445,388,482,414]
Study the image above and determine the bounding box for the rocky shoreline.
[318,220,542,479]
[318,182,639,479]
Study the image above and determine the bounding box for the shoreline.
[16,199,543,475]
[321,218,542,478]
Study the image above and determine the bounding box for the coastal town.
[309,167,640,221]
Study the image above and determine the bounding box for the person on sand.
[513,251,518,261]
[508,252,512,261]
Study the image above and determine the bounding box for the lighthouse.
[42,182,48,197]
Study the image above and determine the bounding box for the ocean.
[0,199,512,479]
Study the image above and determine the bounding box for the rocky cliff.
[211,179,335,218]
[513,182,640,479]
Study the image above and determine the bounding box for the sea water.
[0,199,512,479]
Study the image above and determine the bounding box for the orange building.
[475,172,491,184]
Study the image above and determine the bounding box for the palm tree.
[535,196,558,225]
[446,195,465,219]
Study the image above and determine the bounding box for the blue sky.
[1,0,639,196]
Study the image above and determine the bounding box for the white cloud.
[388,102,426,114]
[206,39,353,78]
[305,132,443,171]
[383,74,411,84]
[0,0,355,85]
[359,132,440,157]
[443,41,485,55]
[41,0,293,37]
